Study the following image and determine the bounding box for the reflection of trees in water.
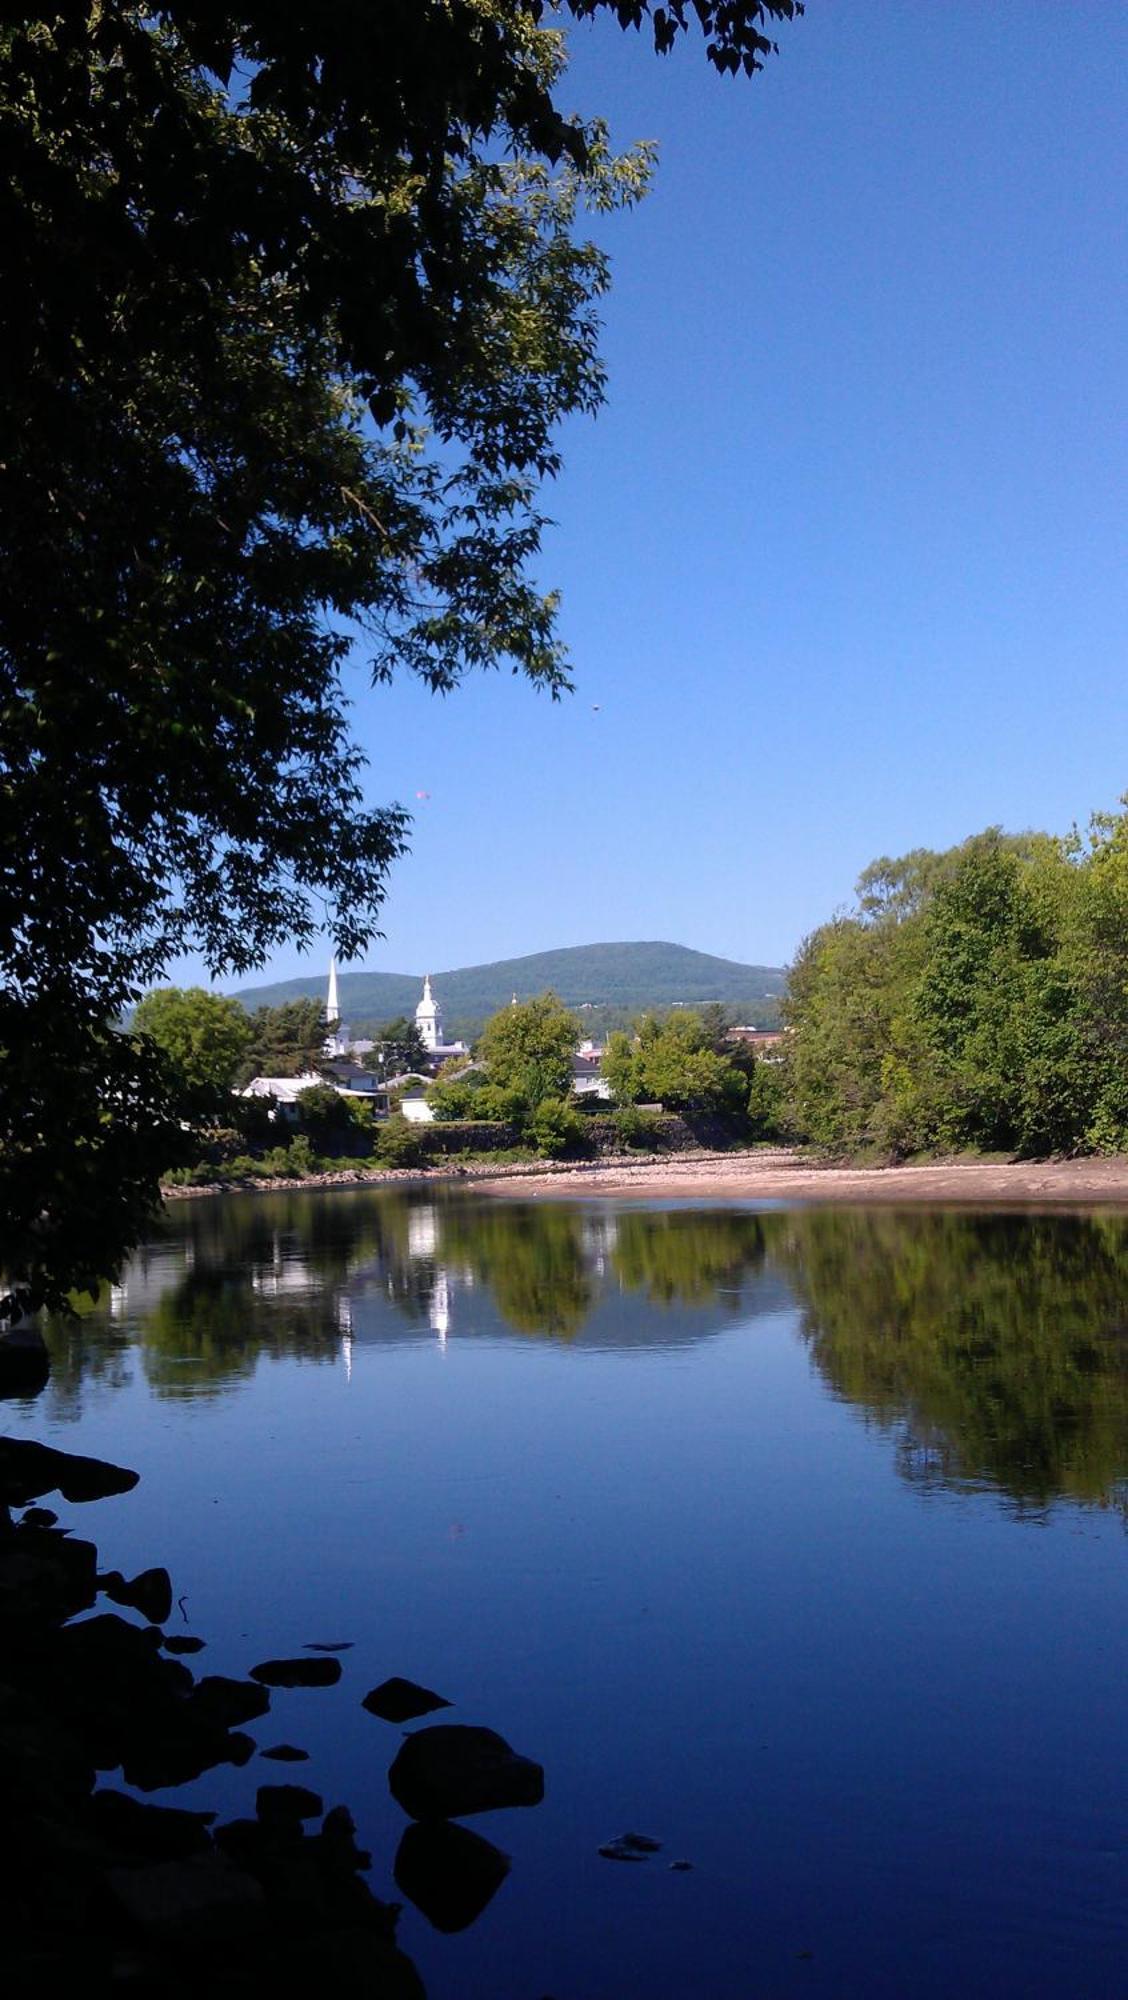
[610,1210,767,1305]
[437,1204,592,1339]
[768,1209,1128,1511]
[140,1270,343,1395]
[36,1192,1128,1516]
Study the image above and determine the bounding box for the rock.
[0,1437,139,1506]
[106,1852,268,1941]
[388,1725,544,1822]
[122,1728,256,1794]
[260,1743,309,1762]
[21,1506,57,1527]
[256,1783,324,1823]
[669,1859,694,1871]
[188,1676,272,1730]
[88,1788,215,1859]
[362,1676,451,1724]
[163,1634,205,1655]
[250,1656,342,1689]
[0,1324,50,1399]
[0,1528,98,1626]
[303,1640,354,1652]
[599,1831,663,1861]
[102,1565,173,1623]
[394,1819,510,1933]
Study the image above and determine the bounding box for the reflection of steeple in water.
[430,1270,451,1347]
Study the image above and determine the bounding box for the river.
[9,1188,1128,1997]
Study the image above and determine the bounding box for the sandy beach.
[163,1147,1128,1207]
[469,1147,1128,1206]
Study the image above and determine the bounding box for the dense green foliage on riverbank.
[782,810,1128,1159]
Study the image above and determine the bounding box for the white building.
[414,974,469,1068]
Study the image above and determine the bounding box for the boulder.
[256,1783,324,1823]
[388,1725,544,1822]
[0,1438,138,1506]
[362,1676,451,1724]
[260,1743,309,1762]
[163,1634,205,1655]
[188,1676,272,1730]
[102,1565,173,1624]
[394,1819,510,1933]
[87,1788,215,1860]
[250,1656,342,1689]
[0,1324,50,1399]
[106,1852,268,1942]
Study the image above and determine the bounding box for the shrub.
[615,1105,662,1151]
[374,1115,424,1168]
[530,1095,587,1159]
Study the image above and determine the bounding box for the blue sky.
[229,1,1126,989]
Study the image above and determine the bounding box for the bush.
[615,1105,662,1151]
[374,1115,424,1169]
[530,1096,587,1160]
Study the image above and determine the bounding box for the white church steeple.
[326,958,341,1028]
[415,973,442,1054]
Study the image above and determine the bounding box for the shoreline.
[162,1148,1128,1208]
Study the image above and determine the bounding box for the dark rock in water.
[21,1505,57,1526]
[88,1788,216,1859]
[388,1725,544,1822]
[363,1676,452,1724]
[163,1633,206,1655]
[260,1743,309,1762]
[599,1831,663,1861]
[122,1727,256,1794]
[106,1851,268,1941]
[256,1782,324,1823]
[0,1324,50,1399]
[394,1818,510,1933]
[0,1527,98,1626]
[251,1656,342,1689]
[669,1859,694,1871]
[102,1564,173,1624]
[0,1436,139,1505]
[188,1675,272,1729]
[303,1640,354,1652]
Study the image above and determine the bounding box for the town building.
[413,974,469,1069]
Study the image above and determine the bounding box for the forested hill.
[233,941,786,1038]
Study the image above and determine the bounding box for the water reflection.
[35,1194,1128,1514]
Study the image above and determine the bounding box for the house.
[572,1040,611,1101]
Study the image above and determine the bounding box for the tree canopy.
[603,1009,744,1111]
[782,805,1128,1159]
[475,991,580,1110]
[0,1,797,1316]
[133,986,255,1116]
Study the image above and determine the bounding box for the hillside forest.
[782,805,1128,1160]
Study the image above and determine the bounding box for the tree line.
[781,806,1128,1158]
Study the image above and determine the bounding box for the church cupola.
[416,973,442,1053]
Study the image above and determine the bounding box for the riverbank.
[162,1147,1128,1207]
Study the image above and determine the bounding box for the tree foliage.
[238,999,328,1084]
[783,806,1128,1159]
[133,986,255,1116]
[476,991,580,1111]
[603,1009,744,1111]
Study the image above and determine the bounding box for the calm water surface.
[9,1190,1128,1997]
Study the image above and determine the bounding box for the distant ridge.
[233,940,786,1037]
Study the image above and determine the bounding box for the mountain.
[232,941,786,1039]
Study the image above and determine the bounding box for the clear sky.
[226,1,1127,989]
